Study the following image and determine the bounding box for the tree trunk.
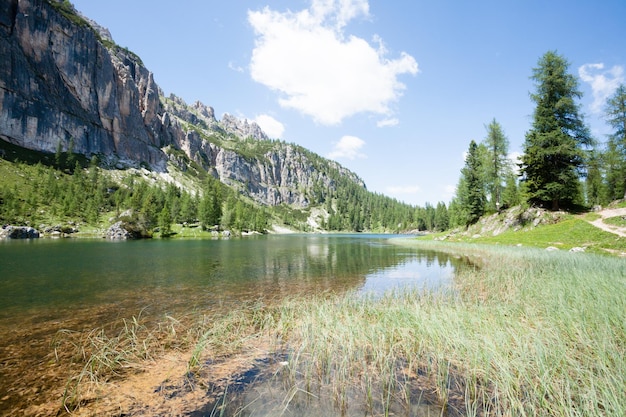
[552,198,559,211]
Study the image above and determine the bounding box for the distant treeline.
[0,154,449,234]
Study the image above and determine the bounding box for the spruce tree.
[483,119,510,211]
[158,206,173,237]
[501,171,521,208]
[520,51,592,210]
[456,140,486,226]
[605,84,626,199]
[434,201,449,231]
[585,150,605,206]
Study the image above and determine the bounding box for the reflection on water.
[0,235,466,415]
[359,250,457,295]
[0,235,463,321]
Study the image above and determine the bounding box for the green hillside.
[0,136,421,236]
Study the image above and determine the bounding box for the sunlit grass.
[476,218,624,249]
[433,217,626,255]
[604,216,626,227]
[59,242,626,416]
[272,242,626,415]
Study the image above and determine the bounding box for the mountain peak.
[221,114,268,141]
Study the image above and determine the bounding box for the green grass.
[424,216,626,255]
[610,200,626,209]
[475,218,626,253]
[61,241,626,416]
[206,241,626,415]
[166,223,231,239]
[604,216,626,227]
[46,0,91,29]
[57,313,165,411]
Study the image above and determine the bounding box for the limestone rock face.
[0,0,164,168]
[221,114,268,141]
[212,145,364,207]
[0,0,367,209]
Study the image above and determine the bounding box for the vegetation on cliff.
[0,138,424,235]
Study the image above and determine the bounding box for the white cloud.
[228,61,244,73]
[578,63,624,113]
[327,135,366,160]
[311,0,370,30]
[254,114,285,139]
[444,185,456,200]
[248,0,418,125]
[376,118,399,128]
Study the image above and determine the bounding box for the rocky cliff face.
[0,0,164,167]
[0,0,365,208]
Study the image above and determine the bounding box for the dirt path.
[587,208,626,237]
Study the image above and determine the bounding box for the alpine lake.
[0,234,469,416]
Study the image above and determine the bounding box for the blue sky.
[70,0,626,207]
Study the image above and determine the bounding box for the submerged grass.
[57,313,170,411]
[267,242,626,415]
[60,242,625,416]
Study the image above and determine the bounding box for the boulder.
[43,225,79,235]
[0,225,40,239]
[105,220,152,239]
[105,221,134,240]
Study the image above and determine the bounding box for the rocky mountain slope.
[0,0,365,209]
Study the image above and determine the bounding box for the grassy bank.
[270,241,626,415]
[58,240,625,416]
[423,212,626,256]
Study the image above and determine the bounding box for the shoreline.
[4,239,623,416]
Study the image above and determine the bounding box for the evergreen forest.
[2,51,626,236]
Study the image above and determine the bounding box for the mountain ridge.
[0,0,371,210]
[1,0,423,235]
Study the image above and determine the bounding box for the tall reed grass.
[268,242,625,415]
[60,242,625,416]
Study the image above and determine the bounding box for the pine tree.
[456,140,486,226]
[66,137,76,171]
[605,84,626,199]
[199,182,223,230]
[447,196,464,229]
[434,201,449,231]
[158,206,173,237]
[501,171,521,208]
[178,193,196,224]
[55,141,64,168]
[482,119,510,211]
[520,51,592,210]
[585,149,605,206]
[140,189,160,229]
[198,193,215,230]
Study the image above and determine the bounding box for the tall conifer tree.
[456,140,485,226]
[520,51,592,210]
[605,84,626,199]
[483,119,510,210]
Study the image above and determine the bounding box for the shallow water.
[191,356,451,417]
[0,234,464,415]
